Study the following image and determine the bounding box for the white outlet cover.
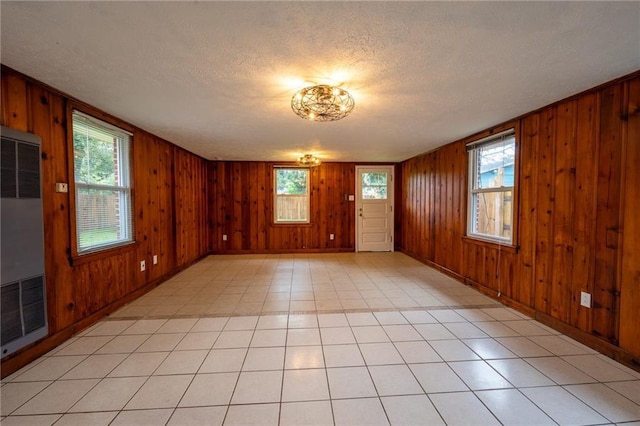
[140,260,146,272]
[153,255,158,265]
[580,291,591,308]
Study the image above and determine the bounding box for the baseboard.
[536,312,640,372]
[210,248,355,254]
[398,249,640,373]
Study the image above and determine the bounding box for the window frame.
[273,166,311,225]
[68,108,135,257]
[466,128,517,246]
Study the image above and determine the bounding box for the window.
[72,111,133,253]
[467,129,516,244]
[361,172,388,199]
[274,168,309,223]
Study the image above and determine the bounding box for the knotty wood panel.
[515,113,538,307]
[1,73,29,131]
[1,68,208,374]
[28,83,75,331]
[570,93,599,332]
[73,252,137,321]
[174,147,209,267]
[209,161,356,252]
[400,72,640,359]
[592,84,624,344]
[133,131,176,282]
[619,76,640,355]
[533,107,556,313]
[550,100,577,323]
[431,142,467,276]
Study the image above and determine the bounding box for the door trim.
[355,165,394,252]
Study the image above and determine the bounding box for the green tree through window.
[274,168,309,223]
[276,169,307,195]
[362,172,388,199]
[72,111,133,253]
[73,129,117,185]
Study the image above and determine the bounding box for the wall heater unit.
[1,126,48,358]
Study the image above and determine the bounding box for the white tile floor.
[2,253,640,425]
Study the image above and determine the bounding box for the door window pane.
[362,172,387,199]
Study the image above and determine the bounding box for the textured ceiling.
[2,2,639,162]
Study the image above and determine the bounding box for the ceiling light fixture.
[298,154,321,167]
[291,85,355,122]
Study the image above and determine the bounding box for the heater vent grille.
[1,276,46,346]
[1,138,41,199]
[1,126,47,358]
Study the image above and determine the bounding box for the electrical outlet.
[580,291,591,308]
[140,260,146,272]
[153,255,158,265]
[330,233,335,240]
[222,234,228,241]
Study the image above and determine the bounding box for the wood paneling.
[133,131,176,281]
[28,85,75,331]
[517,113,539,308]
[400,72,640,360]
[4,61,639,371]
[533,107,556,314]
[1,68,208,375]
[1,73,29,131]
[570,93,599,332]
[174,147,209,266]
[401,152,436,261]
[619,77,640,355]
[209,161,356,252]
[592,84,624,344]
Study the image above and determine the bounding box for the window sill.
[70,241,139,266]
[272,222,313,227]
[461,235,518,254]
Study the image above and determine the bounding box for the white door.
[356,166,394,252]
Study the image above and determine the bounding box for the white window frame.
[467,129,516,245]
[274,167,310,224]
[72,110,133,254]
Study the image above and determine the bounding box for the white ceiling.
[2,2,639,162]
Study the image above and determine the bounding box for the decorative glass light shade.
[291,85,355,122]
[298,154,321,166]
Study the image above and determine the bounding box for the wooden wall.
[208,161,356,252]
[1,68,209,373]
[400,71,640,361]
[619,76,640,357]
[175,148,209,266]
[3,62,639,372]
